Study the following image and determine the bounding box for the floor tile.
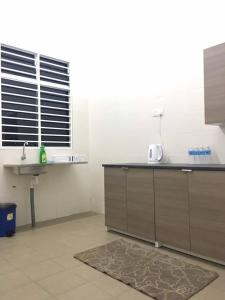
[1,245,34,258]
[0,270,30,294]
[93,275,129,296]
[62,236,101,252]
[38,269,86,296]
[57,282,113,300]
[116,288,153,300]
[52,255,82,269]
[207,272,225,293]
[72,263,104,281]
[5,250,48,268]
[21,259,64,281]
[0,214,224,300]
[0,258,17,275]
[191,286,225,300]
[30,241,74,259]
[1,282,50,300]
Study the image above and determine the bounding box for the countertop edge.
[4,161,88,167]
[102,163,225,171]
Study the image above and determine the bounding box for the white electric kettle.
[148,144,163,163]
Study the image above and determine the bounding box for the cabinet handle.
[181,169,192,172]
[121,167,129,170]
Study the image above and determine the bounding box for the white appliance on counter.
[148,144,163,163]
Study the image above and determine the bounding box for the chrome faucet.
[21,141,28,160]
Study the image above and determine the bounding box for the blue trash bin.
[0,203,17,237]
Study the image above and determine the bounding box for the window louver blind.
[40,55,69,86]
[1,78,38,147]
[1,45,36,79]
[40,86,70,147]
[0,44,71,148]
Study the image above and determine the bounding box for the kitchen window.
[0,44,71,147]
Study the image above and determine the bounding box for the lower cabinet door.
[154,169,190,251]
[189,171,225,262]
[104,167,127,231]
[127,169,155,240]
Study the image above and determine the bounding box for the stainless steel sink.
[5,160,87,176]
[11,164,48,175]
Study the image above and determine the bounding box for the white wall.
[87,0,225,212]
[1,0,225,220]
[0,0,91,225]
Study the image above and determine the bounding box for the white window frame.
[0,44,72,149]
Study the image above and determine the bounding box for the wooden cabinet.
[104,165,225,263]
[189,171,225,262]
[127,169,155,240]
[104,167,155,240]
[104,167,127,231]
[154,170,190,251]
[204,42,225,124]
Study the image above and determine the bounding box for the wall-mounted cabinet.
[204,42,225,124]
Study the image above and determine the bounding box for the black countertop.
[102,163,225,171]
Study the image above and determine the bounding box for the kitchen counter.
[103,162,225,264]
[102,163,225,171]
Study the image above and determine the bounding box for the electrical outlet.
[152,107,164,117]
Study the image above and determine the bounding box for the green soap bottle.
[39,145,47,164]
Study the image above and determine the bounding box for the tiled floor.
[0,213,225,300]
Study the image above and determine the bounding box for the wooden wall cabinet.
[204,42,225,124]
[154,170,190,251]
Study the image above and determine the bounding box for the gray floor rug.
[74,239,218,300]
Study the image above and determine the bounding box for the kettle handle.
[148,145,152,161]
[157,144,163,161]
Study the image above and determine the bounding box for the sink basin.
[4,161,87,176]
[11,165,48,175]
[4,160,87,228]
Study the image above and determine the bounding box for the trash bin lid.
[0,203,17,209]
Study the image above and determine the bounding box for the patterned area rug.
[74,239,218,300]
